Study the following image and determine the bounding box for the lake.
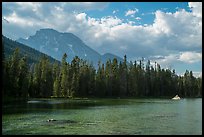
[2,98,202,135]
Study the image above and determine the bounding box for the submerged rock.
[47,119,56,122]
[46,119,77,124]
[62,120,77,124]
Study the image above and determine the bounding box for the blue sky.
[2,2,202,77]
[87,2,190,25]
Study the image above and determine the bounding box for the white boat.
[172,95,180,100]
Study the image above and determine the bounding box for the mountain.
[17,28,101,64]
[2,35,60,65]
[102,53,124,63]
[17,28,123,67]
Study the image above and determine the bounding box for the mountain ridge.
[17,28,123,67]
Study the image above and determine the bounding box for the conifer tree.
[60,53,69,97]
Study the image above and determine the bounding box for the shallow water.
[2,98,202,135]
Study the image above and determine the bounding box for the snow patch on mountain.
[54,48,58,52]
[68,44,73,48]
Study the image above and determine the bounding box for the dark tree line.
[3,48,202,101]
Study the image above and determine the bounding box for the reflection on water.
[2,98,202,135]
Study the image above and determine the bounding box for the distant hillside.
[2,35,60,65]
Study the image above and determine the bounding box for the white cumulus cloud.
[112,10,119,14]
[188,2,202,18]
[179,52,202,63]
[135,17,141,20]
[125,8,139,17]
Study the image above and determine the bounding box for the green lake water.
[2,98,202,135]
